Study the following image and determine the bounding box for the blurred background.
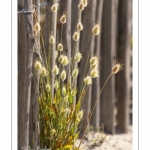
[18,0,132,148]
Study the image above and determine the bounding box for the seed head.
[62,56,69,66]
[78,2,84,11]
[34,22,41,32]
[46,84,51,92]
[62,87,66,96]
[40,67,47,77]
[73,32,80,41]
[34,60,42,70]
[92,24,100,35]
[112,63,123,74]
[90,69,99,78]
[51,4,58,12]
[61,70,66,81]
[57,43,63,51]
[52,65,59,75]
[90,57,98,68]
[83,0,88,7]
[72,69,79,78]
[77,110,84,120]
[77,22,83,31]
[74,52,82,62]
[54,81,59,89]
[91,63,98,70]
[49,35,55,44]
[84,76,92,85]
[60,15,66,24]
[58,55,64,64]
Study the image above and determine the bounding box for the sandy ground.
[75,126,132,150]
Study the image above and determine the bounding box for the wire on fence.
[18,0,60,14]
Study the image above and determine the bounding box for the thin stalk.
[78,73,113,149]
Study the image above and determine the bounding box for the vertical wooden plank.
[116,0,131,133]
[59,0,72,78]
[50,0,57,100]
[78,0,96,136]
[29,0,40,149]
[100,0,118,134]
[18,0,34,149]
[90,0,104,131]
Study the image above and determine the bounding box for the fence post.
[59,0,72,78]
[100,0,118,134]
[116,0,131,133]
[18,0,34,149]
[90,0,104,131]
[78,0,97,136]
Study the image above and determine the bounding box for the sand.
[75,126,132,150]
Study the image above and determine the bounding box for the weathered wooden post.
[100,0,118,134]
[59,0,72,78]
[90,0,104,131]
[29,0,40,149]
[18,0,34,149]
[78,0,97,136]
[116,0,131,133]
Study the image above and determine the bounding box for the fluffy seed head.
[49,35,55,44]
[54,81,58,89]
[77,22,83,31]
[90,57,98,68]
[83,0,88,7]
[40,67,47,77]
[90,69,99,78]
[34,61,42,70]
[84,76,92,85]
[91,63,98,70]
[78,2,84,11]
[57,43,63,51]
[74,52,82,62]
[60,15,66,24]
[46,84,51,92]
[62,87,66,96]
[73,32,80,41]
[61,70,66,81]
[72,69,79,78]
[58,55,64,64]
[92,24,100,35]
[52,65,59,75]
[112,63,123,74]
[34,22,41,32]
[51,4,58,12]
[62,56,69,66]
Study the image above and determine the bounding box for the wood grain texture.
[78,0,96,137]
[18,0,34,149]
[100,0,118,134]
[116,0,131,133]
[90,0,104,131]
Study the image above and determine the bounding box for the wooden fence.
[18,0,132,149]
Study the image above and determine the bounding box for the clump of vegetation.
[33,0,123,149]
